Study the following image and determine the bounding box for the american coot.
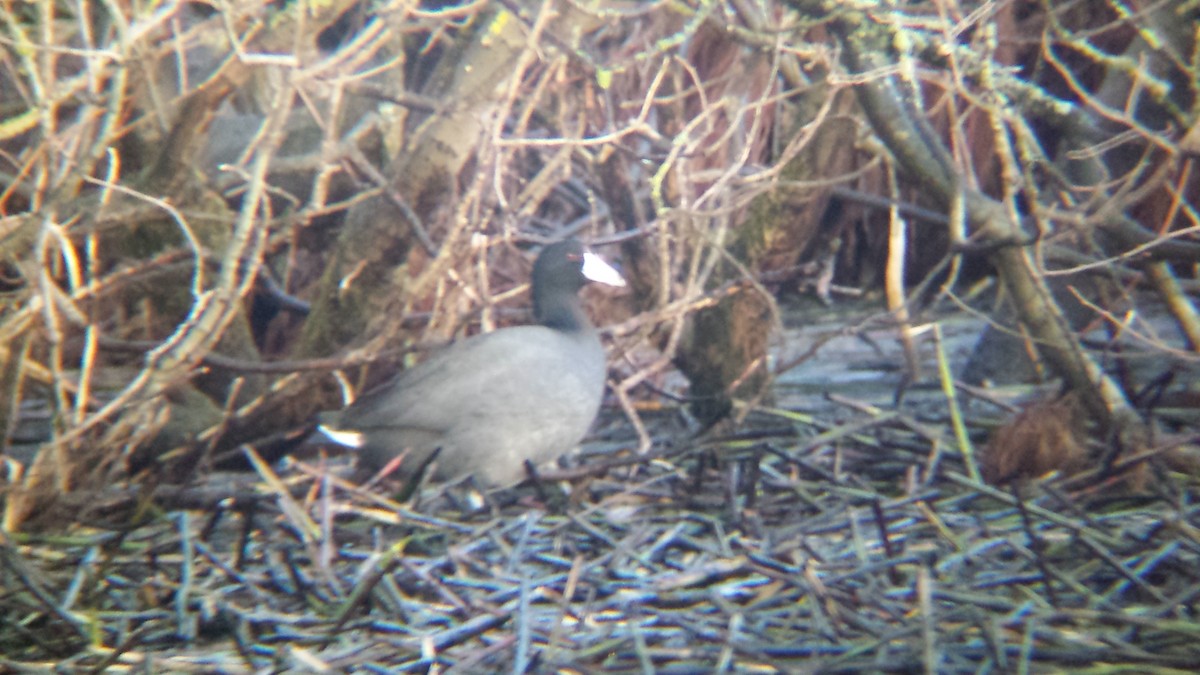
[318,239,626,487]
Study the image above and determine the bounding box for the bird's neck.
[535,293,591,333]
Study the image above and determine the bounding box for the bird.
[317,239,626,488]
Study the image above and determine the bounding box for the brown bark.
[824,2,1147,448]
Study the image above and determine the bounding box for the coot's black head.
[532,239,624,331]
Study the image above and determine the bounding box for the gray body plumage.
[321,325,604,486]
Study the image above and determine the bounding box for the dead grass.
[3,403,1198,673]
